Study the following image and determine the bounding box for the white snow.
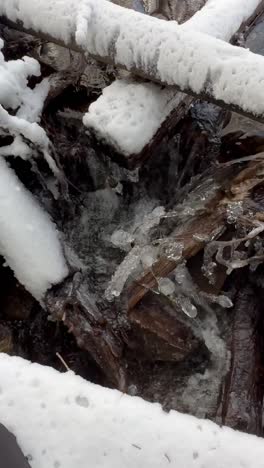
[0,0,78,45]
[184,0,262,41]
[0,0,262,296]
[17,79,50,123]
[1,0,263,105]
[0,36,49,121]
[0,353,264,468]
[0,45,40,109]
[83,0,262,155]
[1,0,264,155]
[0,105,49,151]
[0,35,68,299]
[0,158,68,300]
[0,37,53,169]
[84,80,184,155]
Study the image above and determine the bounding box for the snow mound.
[0,354,264,468]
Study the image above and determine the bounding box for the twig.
[56,352,71,372]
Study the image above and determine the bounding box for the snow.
[0,36,48,121]
[0,158,68,300]
[1,0,262,101]
[17,79,50,123]
[0,106,49,151]
[156,29,264,107]
[0,46,40,109]
[1,0,264,157]
[0,33,68,299]
[185,0,262,41]
[0,0,78,45]
[0,0,262,295]
[0,38,68,298]
[83,0,262,155]
[84,80,184,156]
[0,353,264,468]
[0,37,54,171]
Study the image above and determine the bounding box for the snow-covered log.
[0,158,68,300]
[1,353,264,468]
[1,0,264,148]
[0,37,68,301]
[85,0,264,159]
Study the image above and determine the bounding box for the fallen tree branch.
[1,0,264,125]
[84,0,264,164]
[219,283,263,435]
[127,205,226,309]
[126,159,264,309]
[45,272,126,390]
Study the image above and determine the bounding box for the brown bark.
[45,273,127,390]
[220,285,263,435]
[127,204,226,309]
[127,294,205,361]
[126,158,264,309]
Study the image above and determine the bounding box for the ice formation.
[105,245,143,300]
[105,205,164,300]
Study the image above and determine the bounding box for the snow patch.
[84,79,184,155]
[0,354,263,468]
